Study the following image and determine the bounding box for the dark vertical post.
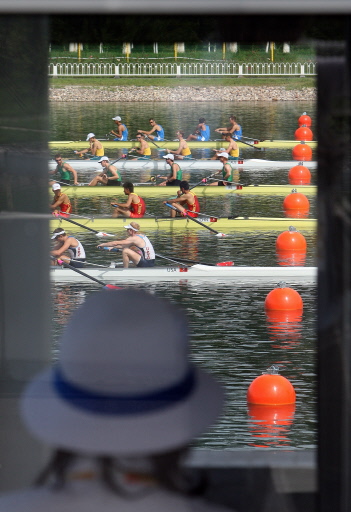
[0,15,51,490]
[317,44,351,511]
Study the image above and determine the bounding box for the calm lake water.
[51,99,317,450]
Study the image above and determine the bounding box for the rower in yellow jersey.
[75,133,104,160]
[165,130,192,160]
[131,134,151,160]
[212,133,239,161]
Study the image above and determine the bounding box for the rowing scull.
[49,140,317,150]
[51,216,316,232]
[57,184,317,197]
[48,158,317,172]
[51,264,317,283]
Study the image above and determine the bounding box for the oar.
[109,151,134,166]
[145,135,166,151]
[70,258,119,268]
[164,203,227,237]
[155,254,233,266]
[54,259,121,289]
[190,172,219,190]
[155,253,191,266]
[237,138,264,151]
[51,180,75,187]
[56,215,115,238]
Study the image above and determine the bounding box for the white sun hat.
[86,132,95,141]
[21,290,224,456]
[98,156,109,163]
[52,183,61,191]
[217,152,229,158]
[163,154,174,160]
[112,116,121,121]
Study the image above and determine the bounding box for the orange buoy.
[288,164,311,185]
[292,141,312,161]
[247,367,296,405]
[298,112,312,127]
[276,250,306,267]
[276,226,307,252]
[294,125,313,141]
[283,190,310,211]
[265,283,303,311]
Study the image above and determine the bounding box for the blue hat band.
[54,366,196,416]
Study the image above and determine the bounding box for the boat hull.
[51,264,317,283]
[51,216,317,232]
[48,158,318,172]
[57,184,317,197]
[49,140,317,150]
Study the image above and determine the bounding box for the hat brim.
[21,367,224,456]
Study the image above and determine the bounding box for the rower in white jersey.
[50,228,86,268]
[97,222,155,268]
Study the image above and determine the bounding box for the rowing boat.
[51,216,316,232]
[48,158,318,172]
[51,264,317,283]
[49,140,317,150]
[58,184,317,197]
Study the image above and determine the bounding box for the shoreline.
[49,85,316,102]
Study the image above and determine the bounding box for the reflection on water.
[51,280,316,450]
[50,99,317,450]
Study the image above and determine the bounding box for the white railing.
[48,61,316,77]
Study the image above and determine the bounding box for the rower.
[212,133,239,161]
[51,228,86,268]
[137,118,165,141]
[131,134,151,160]
[164,180,200,218]
[210,152,237,186]
[75,133,104,159]
[88,156,122,186]
[158,154,182,186]
[186,117,210,142]
[50,183,72,217]
[110,116,129,141]
[97,222,155,268]
[215,115,242,140]
[111,181,146,218]
[165,130,192,159]
[49,154,79,186]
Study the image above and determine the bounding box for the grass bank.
[50,76,316,90]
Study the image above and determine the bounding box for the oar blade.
[96,231,115,238]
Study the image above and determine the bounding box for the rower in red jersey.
[111,181,146,218]
[163,180,200,218]
[50,183,72,218]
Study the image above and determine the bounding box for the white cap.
[112,116,121,121]
[51,230,65,239]
[52,183,61,191]
[124,223,140,232]
[20,290,224,455]
[98,156,109,163]
[86,132,95,141]
[218,152,229,158]
[163,154,174,161]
